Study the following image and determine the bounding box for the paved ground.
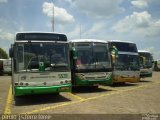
[0,72,160,120]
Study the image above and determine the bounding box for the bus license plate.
[60,87,70,90]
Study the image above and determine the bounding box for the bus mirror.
[72,47,78,60]
[109,47,112,52]
[9,47,13,58]
[111,46,118,64]
[140,56,146,65]
[112,55,116,64]
[111,46,118,58]
[143,57,146,65]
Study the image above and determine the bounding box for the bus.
[2,58,12,75]
[138,50,153,78]
[153,59,160,71]
[0,59,11,75]
[108,40,140,83]
[70,39,113,87]
[9,32,71,97]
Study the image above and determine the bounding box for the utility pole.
[80,24,81,39]
[51,0,54,32]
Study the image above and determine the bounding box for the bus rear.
[138,50,153,78]
[70,39,112,87]
[108,40,140,83]
[10,32,71,97]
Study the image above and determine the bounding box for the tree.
[0,48,8,59]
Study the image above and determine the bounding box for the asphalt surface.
[0,72,160,120]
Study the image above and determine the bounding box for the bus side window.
[17,46,24,63]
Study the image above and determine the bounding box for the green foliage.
[0,48,8,59]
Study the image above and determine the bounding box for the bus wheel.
[53,92,59,96]
[14,96,21,105]
[112,82,125,86]
[0,72,3,76]
[90,85,98,89]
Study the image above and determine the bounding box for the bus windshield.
[75,42,111,70]
[111,42,137,52]
[115,54,139,71]
[139,52,152,68]
[15,42,70,72]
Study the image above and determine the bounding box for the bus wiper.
[50,63,68,70]
[26,56,37,72]
[95,56,106,69]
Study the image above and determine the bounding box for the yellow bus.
[108,40,140,83]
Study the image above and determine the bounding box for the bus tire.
[94,85,99,89]
[90,85,98,89]
[14,96,20,105]
[53,92,59,96]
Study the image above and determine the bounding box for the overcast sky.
[0,0,160,59]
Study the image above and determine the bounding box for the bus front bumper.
[113,76,140,83]
[140,73,152,78]
[75,77,112,86]
[14,84,71,97]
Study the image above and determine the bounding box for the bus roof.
[138,50,151,53]
[15,31,66,35]
[69,39,108,43]
[15,32,67,42]
[107,40,135,44]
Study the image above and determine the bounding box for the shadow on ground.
[14,93,71,106]
[139,79,152,83]
[109,82,138,87]
[72,86,113,94]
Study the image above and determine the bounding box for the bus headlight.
[20,82,23,86]
[65,80,68,83]
[78,73,86,80]
[43,82,47,85]
[25,83,29,86]
[15,82,18,86]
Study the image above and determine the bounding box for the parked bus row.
[8,32,153,100]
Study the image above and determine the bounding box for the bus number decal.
[58,74,68,78]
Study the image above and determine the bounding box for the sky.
[0,0,160,59]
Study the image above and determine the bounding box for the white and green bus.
[138,50,153,78]
[108,40,140,83]
[9,32,71,97]
[70,39,113,87]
